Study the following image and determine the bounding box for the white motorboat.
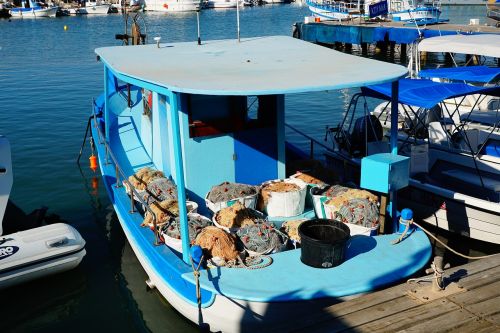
[204,0,241,8]
[323,77,500,244]
[0,136,86,289]
[143,0,202,11]
[9,0,58,17]
[68,0,111,14]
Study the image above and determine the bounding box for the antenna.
[196,6,201,45]
[236,0,240,42]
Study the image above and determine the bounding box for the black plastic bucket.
[298,219,351,268]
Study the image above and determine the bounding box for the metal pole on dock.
[196,7,201,45]
[236,0,240,42]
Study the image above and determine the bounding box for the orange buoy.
[89,155,98,172]
[91,176,99,190]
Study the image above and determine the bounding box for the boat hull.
[305,0,363,20]
[400,181,500,244]
[391,7,441,22]
[9,6,58,18]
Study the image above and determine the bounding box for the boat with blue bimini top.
[325,77,500,244]
[88,35,432,332]
[306,0,444,24]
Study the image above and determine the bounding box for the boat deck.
[291,254,500,332]
[183,231,431,302]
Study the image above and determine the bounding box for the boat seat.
[428,121,448,144]
[442,169,500,192]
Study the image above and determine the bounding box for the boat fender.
[89,154,98,172]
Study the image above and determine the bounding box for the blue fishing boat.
[305,0,444,24]
[89,36,432,332]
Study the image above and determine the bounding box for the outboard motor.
[0,136,13,236]
[350,115,383,156]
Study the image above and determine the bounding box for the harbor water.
[0,4,497,332]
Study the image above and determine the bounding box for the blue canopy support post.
[390,81,399,233]
[276,94,286,179]
[104,66,110,142]
[165,90,190,264]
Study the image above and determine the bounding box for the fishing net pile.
[127,167,164,191]
[195,226,239,261]
[236,223,287,255]
[323,184,350,198]
[281,219,307,244]
[142,199,179,228]
[324,189,379,227]
[292,171,326,186]
[335,198,379,228]
[214,202,263,229]
[160,213,211,242]
[207,182,257,203]
[259,181,300,207]
[143,177,178,205]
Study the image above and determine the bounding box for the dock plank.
[465,296,500,319]
[449,280,500,305]
[294,255,500,333]
[353,298,460,332]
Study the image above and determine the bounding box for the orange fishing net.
[195,226,239,261]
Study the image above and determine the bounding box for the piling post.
[400,43,407,61]
[361,42,368,55]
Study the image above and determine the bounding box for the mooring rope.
[402,219,499,260]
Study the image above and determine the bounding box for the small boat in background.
[143,0,202,11]
[203,0,242,8]
[486,0,499,27]
[68,0,111,14]
[9,0,58,18]
[306,0,443,24]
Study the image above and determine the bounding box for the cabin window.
[187,95,278,138]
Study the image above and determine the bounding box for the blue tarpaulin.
[419,66,500,83]
[362,78,500,108]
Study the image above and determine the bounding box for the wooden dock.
[294,20,500,52]
[292,254,500,332]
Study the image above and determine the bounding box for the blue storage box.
[360,153,410,194]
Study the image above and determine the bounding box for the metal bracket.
[407,282,467,303]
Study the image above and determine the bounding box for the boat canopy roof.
[95,36,407,96]
[418,34,500,58]
[362,78,500,108]
[419,66,500,83]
